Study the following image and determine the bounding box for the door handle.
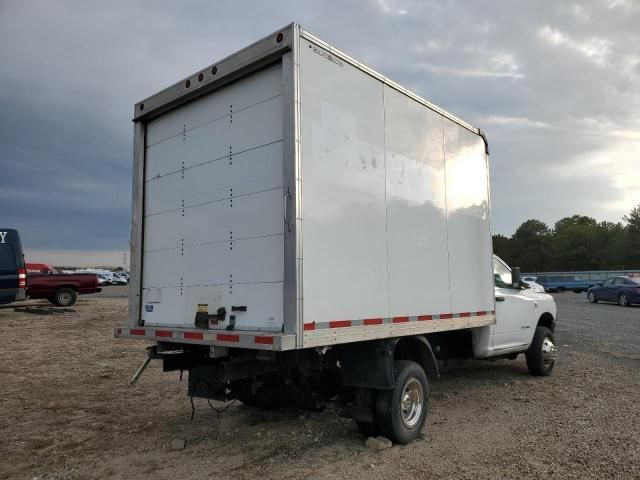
[495,296,505,302]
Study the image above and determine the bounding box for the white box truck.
[116,23,558,444]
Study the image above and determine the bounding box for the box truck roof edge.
[117,23,494,351]
[131,23,486,148]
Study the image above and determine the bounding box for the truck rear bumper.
[114,326,297,351]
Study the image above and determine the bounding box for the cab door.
[492,256,535,351]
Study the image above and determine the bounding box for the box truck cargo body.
[117,24,558,444]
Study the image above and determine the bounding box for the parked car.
[521,279,545,293]
[522,275,538,283]
[587,277,640,306]
[26,271,102,306]
[0,229,26,305]
[535,274,594,293]
[112,272,128,285]
[96,273,111,286]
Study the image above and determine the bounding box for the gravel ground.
[0,292,638,479]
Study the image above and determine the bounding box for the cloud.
[1,0,639,263]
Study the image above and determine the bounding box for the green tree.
[622,204,640,268]
[510,219,551,271]
[492,234,512,264]
[550,216,600,270]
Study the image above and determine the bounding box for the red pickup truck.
[25,263,101,306]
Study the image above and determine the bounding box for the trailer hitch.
[129,346,158,385]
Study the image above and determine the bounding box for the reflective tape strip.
[155,330,173,338]
[363,318,383,325]
[308,311,493,329]
[130,329,146,336]
[217,333,240,342]
[184,331,203,340]
[392,316,410,323]
[329,320,352,329]
[255,336,274,345]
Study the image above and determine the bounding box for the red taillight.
[18,268,26,288]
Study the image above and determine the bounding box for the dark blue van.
[0,229,26,304]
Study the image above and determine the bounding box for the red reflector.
[255,336,274,345]
[329,320,351,329]
[198,73,204,81]
[303,323,315,331]
[185,79,191,88]
[276,32,284,43]
[440,313,453,319]
[363,318,383,325]
[459,312,471,318]
[155,330,172,338]
[211,66,218,75]
[116,328,122,335]
[392,316,409,323]
[476,311,487,316]
[184,332,204,340]
[418,315,433,321]
[130,329,146,336]
[217,333,239,342]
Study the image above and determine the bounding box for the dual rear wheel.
[355,360,429,444]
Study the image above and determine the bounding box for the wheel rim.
[59,293,71,304]
[541,337,558,368]
[400,378,424,429]
[620,295,627,306]
[588,292,594,302]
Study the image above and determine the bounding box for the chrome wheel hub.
[541,337,558,367]
[400,378,424,429]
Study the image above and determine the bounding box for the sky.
[1,0,639,265]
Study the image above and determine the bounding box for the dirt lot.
[1,291,638,479]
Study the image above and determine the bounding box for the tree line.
[493,204,640,273]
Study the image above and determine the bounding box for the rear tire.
[375,360,429,444]
[51,288,77,307]
[587,291,597,303]
[618,293,629,307]
[526,327,557,376]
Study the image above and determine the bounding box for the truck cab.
[471,255,557,373]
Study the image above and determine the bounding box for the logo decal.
[309,44,344,67]
[0,232,6,244]
[145,304,154,312]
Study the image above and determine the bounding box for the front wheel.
[587,291,597,303]
[526,327,557,376]
[51,288,77,307]
[375,360,429,444]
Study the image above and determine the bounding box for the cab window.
[493,257,512,287]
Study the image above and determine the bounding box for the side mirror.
[511,267,521,288]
